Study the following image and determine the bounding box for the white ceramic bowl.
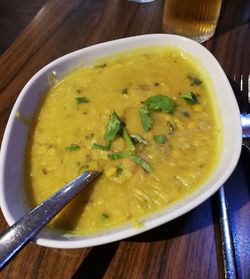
[0,34,242,248]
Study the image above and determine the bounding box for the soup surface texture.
[26,46,222,235]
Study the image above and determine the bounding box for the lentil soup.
[26,46,222,235]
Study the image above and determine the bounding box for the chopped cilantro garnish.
[116,165,124,176]
[153,135,168,144]
[123,127,136,151]
[142,95,176,113]
[108,151,133,160]
[139,106,153,132]
[101,213,109,219]
[187,75,202,86]
[92,143,111,151]
[65,144,80,151]
[104,112,122,144]
[131,134,148,145]
[130,154,152,173]
[91,111,154,174]
[92,112,122,151]
[75,97,89,104]
[180,92,199,105]
[139,95,176,131]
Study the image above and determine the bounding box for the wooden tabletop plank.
[0,0,48,54]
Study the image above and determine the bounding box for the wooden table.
[0,0,250,278]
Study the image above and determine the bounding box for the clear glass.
[162,0,222,43]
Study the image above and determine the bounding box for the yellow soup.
[26,46,222,235]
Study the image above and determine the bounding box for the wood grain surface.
[0,0,250,278]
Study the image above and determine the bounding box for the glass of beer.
[162,0,222,43]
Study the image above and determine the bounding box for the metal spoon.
[0,171,101,269]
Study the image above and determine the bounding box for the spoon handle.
[0,171,100,269]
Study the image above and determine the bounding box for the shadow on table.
[73,241,119,279]
[214,0,250,38]
[128,198,213,242]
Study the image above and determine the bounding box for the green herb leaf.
[153,135,168,144]
[139,106,153,132]
[130,154,152,173]
[104,112,122,144]
[75,97,89,104]
[101,213,109,219]
[65,144,80,151]
[108,151,133,160]
[131,134,148,145]
[187,75,202,86]
[142,95,176,113]
[116,165,124,176]
[92,143,111,151]
[123,127,136,151]
[180,92,199,104]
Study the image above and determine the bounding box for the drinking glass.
[162,0,222,43]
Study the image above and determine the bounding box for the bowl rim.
[0,34,242,248]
